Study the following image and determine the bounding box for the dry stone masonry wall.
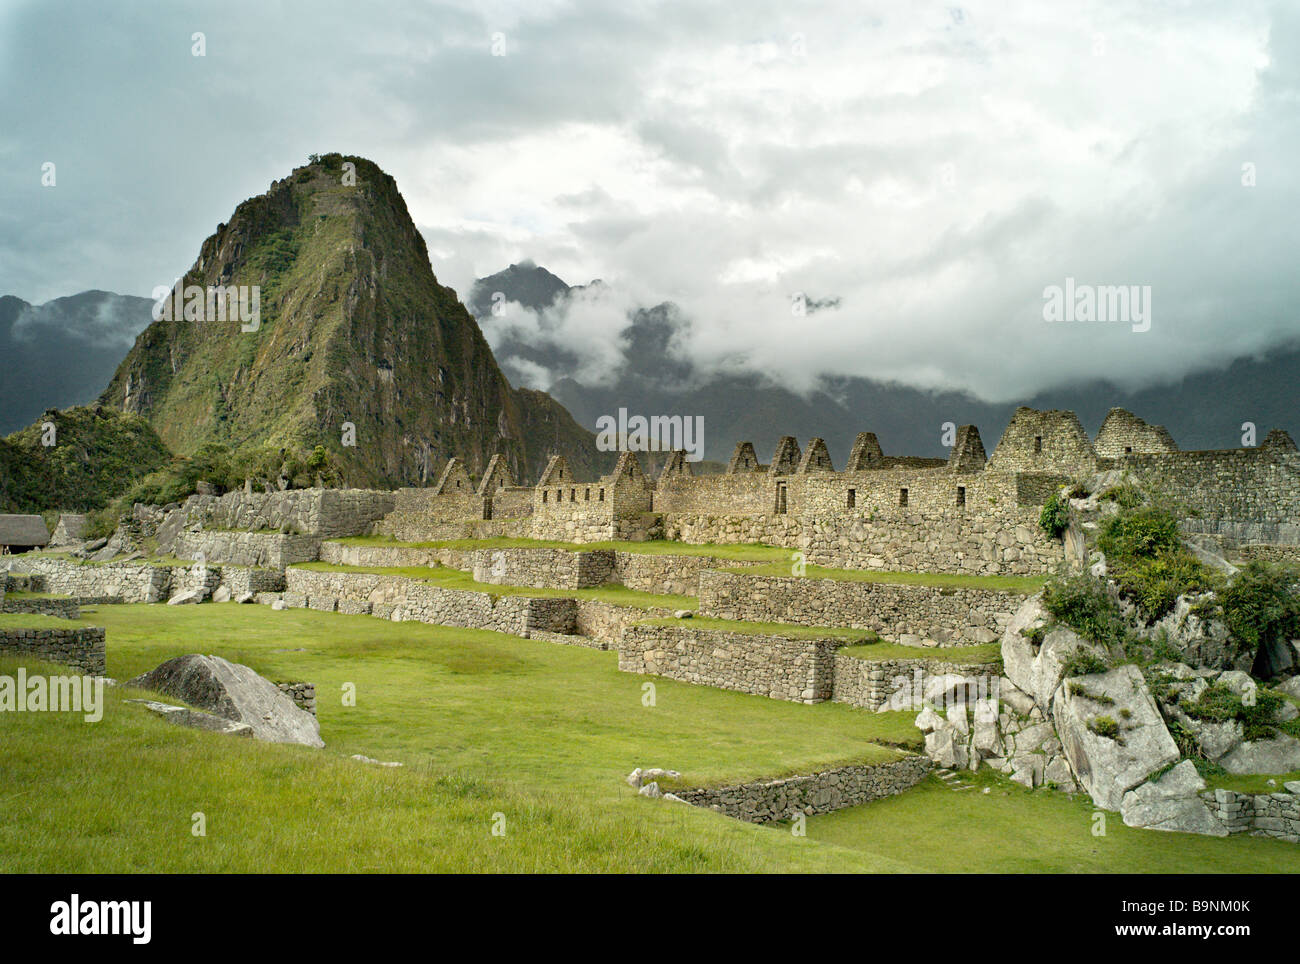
[0,626,106,676]
[698,570,1020,646]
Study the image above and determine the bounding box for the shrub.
[1097,507,1182,564]
[1039,492,1070,539]
[1220,561,1300,665]
[1042,573,1127,648]
[1183,680,1285,741]
[1088,715,1120,739]
[1098,484,1146,510]
[1112,551,1220,620]
[1062,649,1111,677]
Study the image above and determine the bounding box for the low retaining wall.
[0,626,106,676]
[698,570,1018,646]
[1234,544,1300,566]
[830,654,1001,711]
[618,624,841,703]
[1202,787,1300,842]
[11,558,172,603]
[276,682,317,716]
[173,531,321,567]
[318,541,470,569]
[284,568,577,638]
[1,596,81,619]
[668,755,931,823]
[574,600,676,650]
[471,547,615,590]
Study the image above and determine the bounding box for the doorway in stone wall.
[483,496,493,521]
[775,482,788,514]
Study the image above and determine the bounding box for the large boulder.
[1218,733,1300,775]
[1052,664,1179,811]
[1000,596,1047,698]
[126,654,323,747]
[125,698,254,737]
[1120,760,1227,836]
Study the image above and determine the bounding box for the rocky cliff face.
[100,154,606,487]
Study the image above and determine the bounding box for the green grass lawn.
[798,767,1300,872]
[0,612,82,630]
[638,615,874,642]
[1202,770,1300,795]
[332,533,791,561]
[294,561,697,610]
[0,603,922,872]
[838,640,1003,664]
[3,602,1295,872]
[724,563,1046,594]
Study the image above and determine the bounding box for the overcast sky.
[2,0,1298,402]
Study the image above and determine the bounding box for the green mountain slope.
[99,154,607,487]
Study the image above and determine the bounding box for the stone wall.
[10,558,172,603]
[1121,448,1300,545]
[618,623,842,703]
[154,488,394,541]
[172,531,322,567]
[697,570,1020,646]
[1,596,81,619]
[319,541,471,569]
[470,547,616,590]
[830,653,1001,711]
[218,566,287,597]
[276,682,317,716]
[610,552,764,596]
[1201,786,1300,842]
[573,599,676,650]
[1234,544,1300,565]
[667,756,931,823]
[0,626,106,675]
[283,568,577,637]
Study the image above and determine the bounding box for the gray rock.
[351,754,402,767]
[1170,708,1243,762]
[639,781,663,799]
[1052,664,1179,811]
[915,704,943,733]
[1044,756,1077,791]
[996,677,1036,717]
[1219,733,1300,775]
[126,654,323,747]
[924,727,960,768]
[1120,760,1227,836]
[1284,781,1300,794]
[673,610,693,619]
[125,698,254,737]
[1000,596,1047,699]
[1277,676,1300,700]
[271,599,286,611]
[1148,595,1233,669]
[166,589,201,606]
[234,591,255,604]
[626,767,644,788]
[211,586,232,603]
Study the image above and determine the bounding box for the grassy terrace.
[637,615,873,642]
[293,562,696,611]
[838,640,1003,664]
[3,603,1296,872]
[0,605,921,872]
[721,562,1046,594]
[332,534,792,562]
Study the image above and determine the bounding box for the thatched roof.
[0,514,50,547]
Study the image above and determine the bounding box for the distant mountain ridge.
[470,263,1300,463]
[0,291,154,435]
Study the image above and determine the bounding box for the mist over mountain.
[0,291,154,434]
[471,263,1300,464]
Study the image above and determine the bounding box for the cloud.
[2,0,1297,403]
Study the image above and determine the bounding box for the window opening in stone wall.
[847,488,856,508]
[1033,436,1042,453]
[899,487,908,506]
[956,486,966,507]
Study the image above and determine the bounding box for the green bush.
[1220,561,1300,665]
[1039,492,1070,539]
[1062,649,1111,677]
[1112,551,1220,620]
[1097,507,1182,564]
[1042,573,1127,648]
[1088,715,1120,739]
[1098,484,1145,510]
[1184,680,1285,741]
